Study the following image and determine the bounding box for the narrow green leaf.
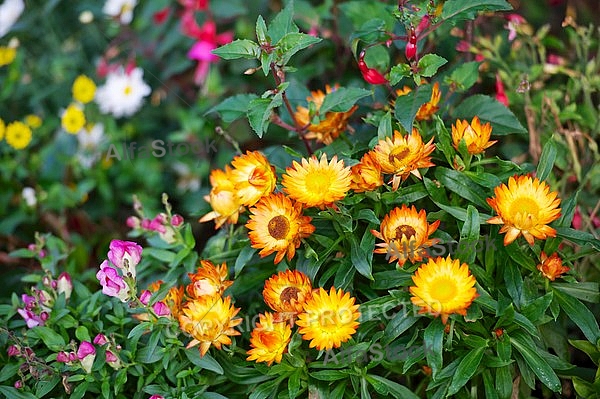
[537,138,557,181]
[320,87,371,114]
[424,318,445,378]
[452,94,527,135]
[418,54,448,77]
[256,15,268,45]
[552,282,599,303]
[383,313,419,346]
[365,375,420,399]
[435,167,490,208]
[455,205,480,264]
[510,331,562,392]
[442,0,513,23]
[144,248,175,263]
[234,246,256,277]
[184,349,224,375]
[212,39,260,60]
[555,227,600,251]
[447,346,486,395]
[350,233,373,280]
[371,270,414,289]
[495,366,513,399]
[0,386,38,399]
[311,370,349,381]
[503,260,523,306]
[377,111,392,139]
[553,288,600,343]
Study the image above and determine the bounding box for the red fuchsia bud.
[572,207,582,230]
[455,40,470,52]
[7,345,19,357]
[171,214,184,227]
[56,351,71,363]
[357,51,388,85]
[14,380,23,389]
[495,74,509,107]
[139,290,152,306]
[405,26,417,60]
[93,333,108,346]
[126,216,141,229]
[153,6,170,24]
[416,15,430,36]
[57,272,73,300]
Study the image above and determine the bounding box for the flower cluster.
[60,75,96,134]
[96,240,143,302]
[17,272,72,328]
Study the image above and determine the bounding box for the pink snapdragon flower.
[139,289,153,306]
[93,333,109,346]
[77,341,96,373]
[108,240,142,279]
[56,272,73,300]
[152,301,171,317]
[96,261,130,302]
[149,395,165,399]
[7,345,19,357]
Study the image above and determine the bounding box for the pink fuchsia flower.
[357,50,388,85]
[152,301,171,317]
[17,308,45,328]
[183,17,234,85]
[77,341,96,373]
[179,0,207,10]
[108,240,142,279]
[495,74,509,107]
[93,333,108,346]
[96,261,130,302]
[57,272,73,300]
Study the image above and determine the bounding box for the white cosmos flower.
[0,0,25,38]
[95,67,151,118]
[103,0,137,25]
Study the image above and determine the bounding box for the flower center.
[124,85,132,95]
[280,287,300,303]
[268,215,290,240]
[395,224,416,239]
[388,146,410,165]
[305,172,331,193]
[509,196,540,225]
[430,277,457,302]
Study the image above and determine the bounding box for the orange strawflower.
[350,151,384,193]
[230,151,277,207]
[537,252,569,281]
[186,260,233,299]
[263,269,313,322]
[451,116,497,155]
[246,312,292,365]
[199,167,244,229]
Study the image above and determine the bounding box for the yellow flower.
[0,46,16,67]
[246,312,292,366]
[0,118,5,141]
[164,285,185,320]
[372,205,440,268]
[230,151,277,207]
[372,129,435,190]
[395,82,441,121]
[350,151,384,193]
[537,252,569,281]
[5,121,32,150]
[487,175,561,246]
[178,295,242,356]
[410,256,478,324]
[263,270,313,321]
[282,153,352,209]
[246,194,315,265]
[72,75,97,104]
[24,115,42,129]
[199,167,244,229]
[294,84,357,145]
[296,287,360,351]
[61,104,86,134]
[451,116,497,155]
[186,260,233,299]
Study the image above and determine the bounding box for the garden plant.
[1,0,600,398]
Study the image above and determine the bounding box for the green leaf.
[424,318,445,378]
[212,39,260,60]
[75,325,91,342]
[234,246,256,277]
[31,326,65,351]
[185,349,224,375]
[537,138,557,181]
[311,370,349,381]
[455,205,480,264]
[569,339,600,365]
[510,331,562,392]
[247,94,283,138]
[267,1,298,44]
[552,282,600,303]
[495,366,513,399]
[0,386,38,399]
[389,63,411,86]
[446,61,480,92]
[371,270,414,289]
[377,111,393,139]
[382,313,419,346]
[144,248,175,263]
[256,15,268,45]
[451,95,527,135]
[394,85,433,133]
[208,94,258,123]
[278,32,322,64]
[555,227,600,251]
[553,288,600,343]
[365,375,420,399]
[320,87,371,114]
[418,54,448,77]
[447,346,486,395]
[434,167,489,208]
[441,0,513,23]
[503,260,523,306]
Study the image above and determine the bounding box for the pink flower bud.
[56,351,71,363]
[14,380,23,389]
[139,290,152,306]
[22,294,36,309]
[7,345,19,357]
[152,301,171,317]
[126,216,141,229]
[77,342,95,360]
[171,214,184,227]
[93,333,108,346]
[57,272,73,300]
[572,207,582,230]
[149,395,165,399]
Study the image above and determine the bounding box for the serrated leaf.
[442,0,513,23]
[394,85,433,133]
[268,1,298,44]
[377,111,392,139]
[247,96,281,138]
[389,63,411,86]
[418,54,448,77]
[278,32,322,64]
[256,15,268,45]
[452,95,527,135]
[446,61,480,92]
[208,94,258,123]
[320,87,371,114]
[212,39,260,60]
